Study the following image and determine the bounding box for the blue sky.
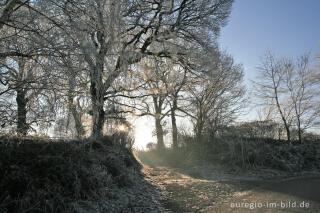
[219,0,320,83]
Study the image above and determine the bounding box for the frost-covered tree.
[0,0,235,138]
[0,56,56,135]
[284,54,320,143]
[187,50,245,139]
[254,52,320,143]
[254,52,293,142]
[46,0,235,137]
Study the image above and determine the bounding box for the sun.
[118,124,126,132]
[133,117,155,149]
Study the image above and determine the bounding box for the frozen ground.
[143,165,320,212]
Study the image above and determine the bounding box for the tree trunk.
[90,69,105,138]
[274,87,291,142]
[91,96,105,138]
[171,99,178,149]
[278,126,281,140]
[171,112,178,149]
[297,117,302,143]
[152,96,165,149]
[67,76,85,138]
[16,88,28,136]
[285,124,291,142]
[294,104,302,143]
[196,112,204,140]
[83,28,108,138]
[68,101,85,138]
[0,0,20,30]
[155,115,165,150]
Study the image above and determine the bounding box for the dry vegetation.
[0,135,165,213]
[139,137,320,175]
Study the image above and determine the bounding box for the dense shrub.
[139,136,320,173]
[0,135,162,213]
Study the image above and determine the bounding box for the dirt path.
[143,166,320,213]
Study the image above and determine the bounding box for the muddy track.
[143,166,320,213]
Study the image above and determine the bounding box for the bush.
[0,135,162,213]
[138,136,320,173]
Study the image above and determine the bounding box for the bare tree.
[284,54,320,143]
[50,51,90,138]
[166,62,188,149]
[131,57,171,149]
[0,0,28,30]
[116,54,189,149]
[187,50,245,139]
[254,52,293,142]
[0,56,55,135]
[0,0,61,59]
[255,52,320,143]
[0,4,60,135]
[47,0,234,138]
[0,0,234,139]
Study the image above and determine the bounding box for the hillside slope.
[0,136,165,213]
